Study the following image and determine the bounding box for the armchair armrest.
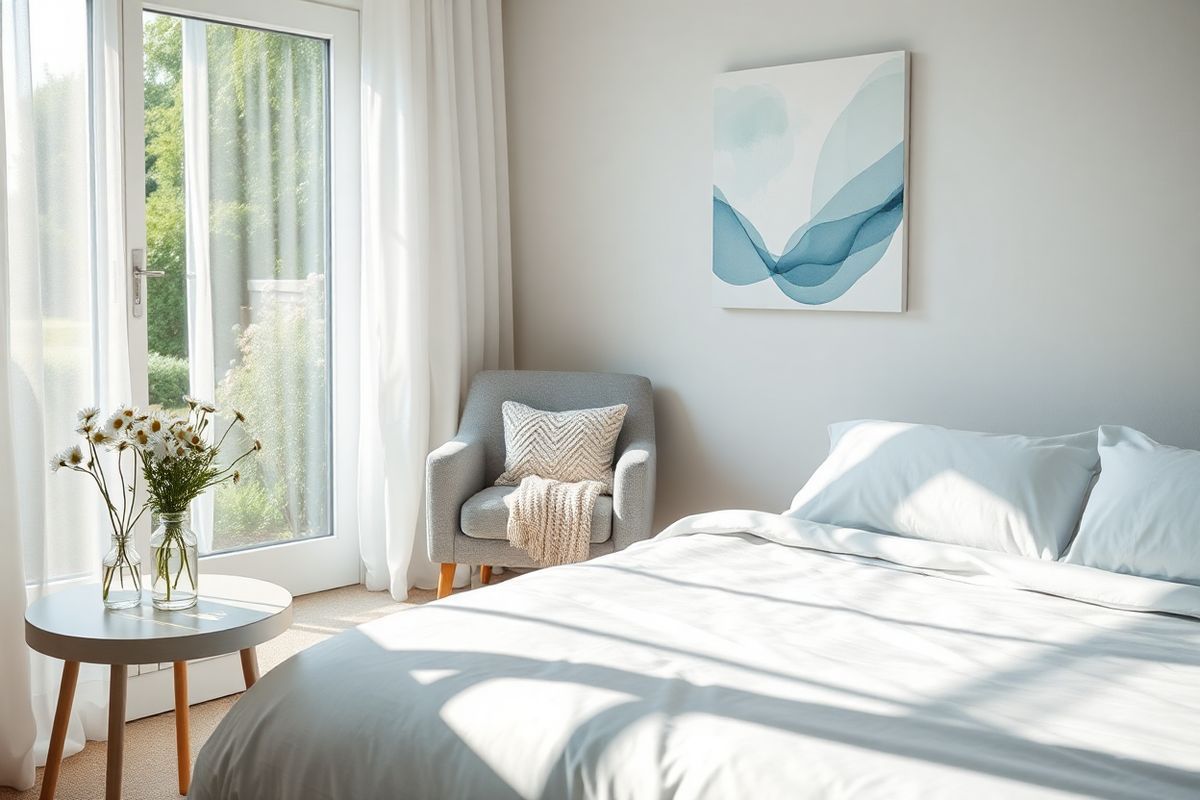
[426,438,486,562]
[611,439,656,551]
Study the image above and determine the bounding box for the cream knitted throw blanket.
[505,475,604,566]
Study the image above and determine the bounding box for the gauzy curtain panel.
[181,17,216,552]
[0,0,130,790]
[359,0,514,599]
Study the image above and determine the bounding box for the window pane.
[143,13,331,554]
[144,14,188,375]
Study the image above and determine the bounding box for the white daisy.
[64,445,85,467]
[75,406,100,434]
[128,424,152,447]
[48,445,84,473]
[103,411,131,437]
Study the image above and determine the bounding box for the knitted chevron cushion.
[495,401,628,493]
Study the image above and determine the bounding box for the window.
[9,0,359,594]
[123,0,360,592]
[141,12,332,554]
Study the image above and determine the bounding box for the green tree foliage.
[204,25,328,378]
[143,14,328,385]
[144,15,188,364]
[146,351,189,408]
[216,280,328,538]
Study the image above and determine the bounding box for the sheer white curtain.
[0,0,130,790]
[359,0,514,599]
[182,17,215,553]
[0,6,35,786]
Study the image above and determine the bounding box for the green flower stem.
[173,542,190,589]
[116,453,128,536]
[102,536,139,602]
[76,443,123,541]
[154,523,195,602]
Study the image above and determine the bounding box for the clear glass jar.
[101,534,142,610]
[150,510,199,610]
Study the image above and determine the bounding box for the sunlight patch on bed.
[824,423,908,476]
[905,622,1127,744]
[410,668,460,685]
[892,469,1029,551]
[439,678,637,796]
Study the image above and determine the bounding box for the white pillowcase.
[785,420,1099,559]
[1063,426,1200,584]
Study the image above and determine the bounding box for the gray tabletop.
[25,574,293,665]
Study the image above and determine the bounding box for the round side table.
[25,574,292,800]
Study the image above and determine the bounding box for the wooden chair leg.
[437,563,456,599]
[40,660,79,800]
[173,661,191,796]
[479,565,492,585]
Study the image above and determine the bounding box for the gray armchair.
[427,370,656,598]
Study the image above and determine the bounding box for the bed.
[190,509,1200,799]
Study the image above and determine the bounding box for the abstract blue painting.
[713,51,908,311]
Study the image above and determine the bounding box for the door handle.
[131,248,164,318]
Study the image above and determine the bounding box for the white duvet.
[190,511,1200,799]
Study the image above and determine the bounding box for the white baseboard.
[125,654,245,722]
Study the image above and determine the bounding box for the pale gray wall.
[501,0,1200,528]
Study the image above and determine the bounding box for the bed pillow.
[1063,426,1200,583]
[495,401,628,493]
[785,420,1099,558]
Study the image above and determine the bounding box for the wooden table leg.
[39,660,79,800]
[105,664,126,800]
[240,648,259,690]
[173,661,190,795]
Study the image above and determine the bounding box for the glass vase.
[101,535,142,610]
[150,510,199,610]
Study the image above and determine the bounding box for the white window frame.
[120,0,362,597]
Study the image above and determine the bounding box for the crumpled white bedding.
[190,511,1200,800]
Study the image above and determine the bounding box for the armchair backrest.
[458,370,655,482]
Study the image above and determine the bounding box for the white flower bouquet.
[139,398,259,609]
[136,397,260,516]
[52,398,259,610]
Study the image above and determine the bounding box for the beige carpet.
[0,583,443,800]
